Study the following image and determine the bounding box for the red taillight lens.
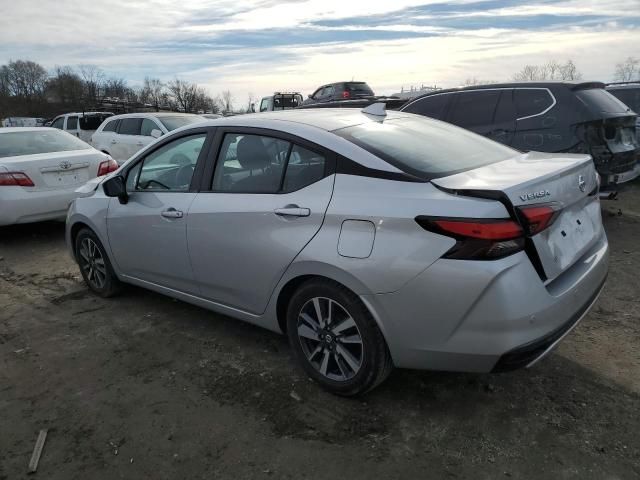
[97,158,119,176]
[416,216,525,260]
[518,204,560,235]
[342,90,350,99]
[0,172,35,187]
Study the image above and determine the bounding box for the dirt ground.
[1,186,639,480]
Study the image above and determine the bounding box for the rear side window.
[608,88,640,112]
[118,118,142,135]
[158,116,205,131]
[103,120,118,132]
[403,94,449,119]
[514,89,554,118]
[283,145,326,192]
[576,88,632,114]
[448,90,501,128]
[66,116,78,130]
[334,116,516,179]
[344,82,374,95]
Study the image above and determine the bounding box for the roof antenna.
[361,102,387,118]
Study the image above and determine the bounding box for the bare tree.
[6,60,48,99]
[79,64,104,102]
[0,65,10,97]
[614,57,640,82]
[463,77,497,86]
[167,78,200,112]
[246,92,256,112]
[513,59,582,81]
[141,77,165,111]
[47,66,84,105]
[103,77,128,100]
[221,90,234,113]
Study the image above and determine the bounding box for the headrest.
[236,135,271,170]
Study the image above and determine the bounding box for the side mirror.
[150,129,162,139]
[103,175,128,204]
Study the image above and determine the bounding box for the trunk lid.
[432,151,603,282]
[0,150,102,191]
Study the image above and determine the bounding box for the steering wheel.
[140,179,170,190]
[175,164,195,188]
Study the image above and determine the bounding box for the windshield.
[80,113,113,130]
[608,88,640,113]
[158,115,206,131]
[576,88,632,114]
[334,116,516,179]
[0,130,92,158]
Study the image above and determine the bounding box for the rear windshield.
[345,83,374,96]
[0,130,91,158]
[576,88,632,114]
[158,115,205,131]
[334,116,516,179]
[273,94,303,109]
[80,113,113,130]
[607,88,640,113]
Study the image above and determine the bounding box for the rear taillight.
[97,158,119,176]
[342,91,350,99]
[416,216,525,260]
[0,172,35,187]
[517,204,560,236]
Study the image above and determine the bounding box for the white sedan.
[0,127,118,226]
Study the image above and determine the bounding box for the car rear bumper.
[604,160,640,186]
[0,187,78,226]
[361,230,609,372]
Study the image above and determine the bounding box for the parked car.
[401,82,640,188]
[0,127,118,226]
[259,92,304,111]
[90,112,206,164]
[66,107,608,395]
[606,82,640,142]
[50,112,114,143]
[302,81,376,106]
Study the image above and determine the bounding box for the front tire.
[286,279,393,396]
[75,228,121,298]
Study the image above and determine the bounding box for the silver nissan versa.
[66,106,609,395]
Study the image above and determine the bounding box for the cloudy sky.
[1,0,639,102]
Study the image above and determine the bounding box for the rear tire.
[75,228,121,298]
[286,278,393,396]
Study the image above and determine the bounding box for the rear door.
[107,130,211,293]
[187,128,335,314]
[446,90,514,144]
[65,116,80,138]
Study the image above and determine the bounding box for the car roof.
[407,81,606,102]
[606,82,640,90]
[196,108,414,132]
[56,112,113,117]
[107,112,203,120]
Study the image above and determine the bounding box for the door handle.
[274,205,310,217]
[161,208,183,219]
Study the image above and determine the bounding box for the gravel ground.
[1,185,639,480]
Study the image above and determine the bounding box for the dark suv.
[401,82,639,188]
[606,82,640,143]
[302,81,375,105]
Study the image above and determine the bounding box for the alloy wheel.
[78,238,107,290]
[296,297,364,381]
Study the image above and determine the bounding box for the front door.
[187,130,334,314]
[107,132,209,293]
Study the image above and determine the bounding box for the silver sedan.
[66,107,608,395]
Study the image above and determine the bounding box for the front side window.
[448,90,501,128]
[140,118,159,136]
[51,117,64,129]
[102,119,118,132]
[66,116,78,130]
[403,94,449,119]
[158,115,205,131]
[515,89,554,118]
[260,98,272,112]
[118,118,142,136]
[334,116,516,180]
[133,134,206,191]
